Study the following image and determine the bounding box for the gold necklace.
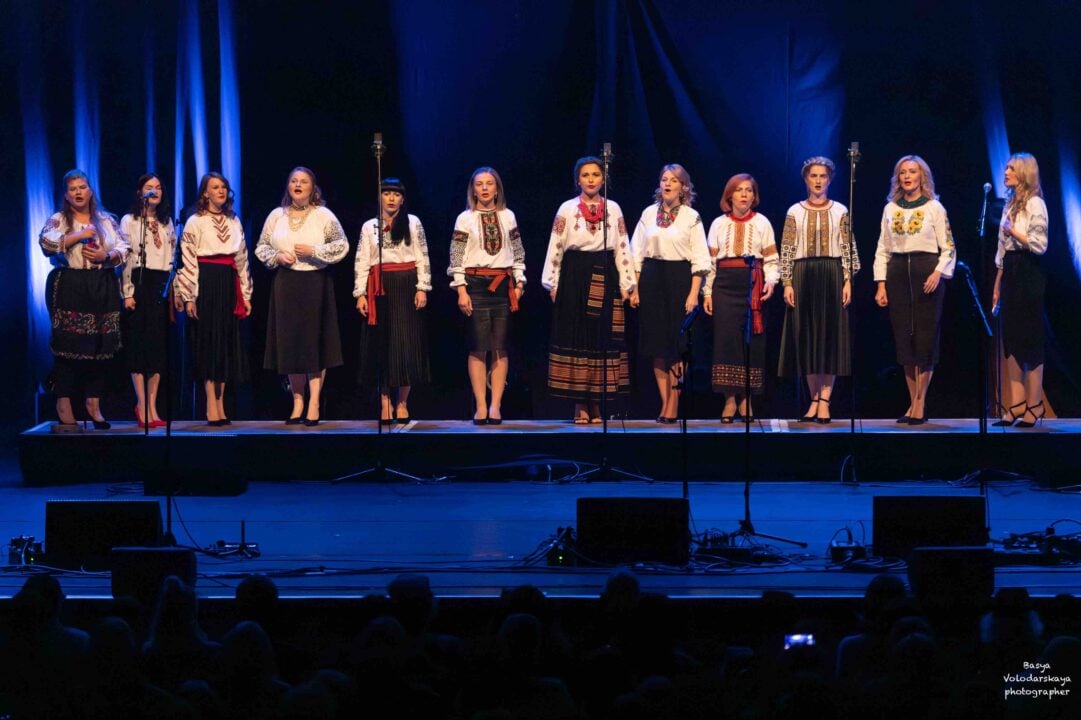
[288,205,312,231]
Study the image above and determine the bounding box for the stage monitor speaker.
[45,500,163,571]
[111,546,197,606]
[873,495,988,560]
[908,546,995,606]
[576,497,690,566]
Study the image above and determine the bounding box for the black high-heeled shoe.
[799,395,821,423]
[992,401,1026,427]
[91,419,111,430]
[1016,401,1045,428]
[814,397,832,424]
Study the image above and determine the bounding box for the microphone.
[142,190,158,200]
[978,182,992,237]
[602,142,613,162]
[847,141,861,163]
[371,132,385,158]
[680,305,702,335]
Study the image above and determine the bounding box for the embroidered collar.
[897,196,930,209]
[657,203,681,228]
[728,211,756,222]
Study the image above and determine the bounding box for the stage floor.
[18,418,1081,486]
[1,478,1078,600]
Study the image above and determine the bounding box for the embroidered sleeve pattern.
[177,226,200,302]
[315,215,350,265]
[413,219,433,291]
[613,209,635,293]
[509,225,526,284]
[254,211,280,269]
[780,214,797,286]
[840,212,859,279]
[353,222,373,297]
[542,211,567,290]
[39,215,65,257]
[1026,199,1049,255]
[233,222,253,303]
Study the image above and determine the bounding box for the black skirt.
[1000,250,1045,366]
[885,252,945,366]
[547,249,629,401]
[48,267,122,361]
[637,258,692,365]
[189,262,247,384]
[711,266,764,393]
[359,268,431,387]
[464,273,511,353]
[264,268,343,374]
[778,257,850,376]
[123,268,171,374]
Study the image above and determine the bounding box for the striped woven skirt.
[711,264,765,393]
[547,249,629,401]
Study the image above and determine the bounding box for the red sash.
[466,267,519,312]
[199,255,247,318]
[366,261,417,326]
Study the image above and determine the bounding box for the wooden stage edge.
[18,418,1081,488]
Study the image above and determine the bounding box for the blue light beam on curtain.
[73,35,101,195]
[145,32,157,172]
[1059,143,1081,279]
[18,9,55,376]
[185,0,209,182]
[218,0,241,216]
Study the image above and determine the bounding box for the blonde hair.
[801,156,836,180]
[652,164,697,207]
[1005,152,1043,220]
[466,166,507,211]
[888,155,938,203]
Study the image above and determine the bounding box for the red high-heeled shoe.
[135,406,148,429]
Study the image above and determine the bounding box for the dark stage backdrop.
[3,0,1080,428]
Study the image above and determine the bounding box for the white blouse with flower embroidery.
[872,199,956,282]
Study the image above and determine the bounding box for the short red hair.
[720,173,760,213]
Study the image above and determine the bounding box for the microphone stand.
[842,141,861,484]
[576,143,651,484]
[716,255,806,552]
[977,184,991,434]
[138,199,151,435]
[677,306,699,499]
[335,133,428,484]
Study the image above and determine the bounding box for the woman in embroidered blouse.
[703,174,779,422]
[121,173,177,428]
[873,156,955,425]
[449,167,526,425]
[176,172,253,426]
[629,164,711,423]
[778,156,859,424]
[255,167,349,426]
[38,169,130,432]
[991,152,1049,427]
[355,178,432,424]
[542,156,635,424]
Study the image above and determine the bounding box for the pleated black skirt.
[711,266,764,393]
[464,273,510,353]
[189,262,247,384]
[359,268,430,387]
[885,252,945,366]
[637,258,692,366]
[264,268,343,374]
[779,257,850,376]
[123,269,170,374]
[1000,250,1045,366]
[547,249,630,401]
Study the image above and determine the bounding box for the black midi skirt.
[637,258,692,366]
[123,268,171,374]
[264,268,343,374]
[711,266,765,393]
[885,252,945,366]
[359,268,431,387]
[464,273,511,353]
[547,249,630,401]
[189,262,247,384]
[778,257,850,376]
[1000,250,1045,366]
